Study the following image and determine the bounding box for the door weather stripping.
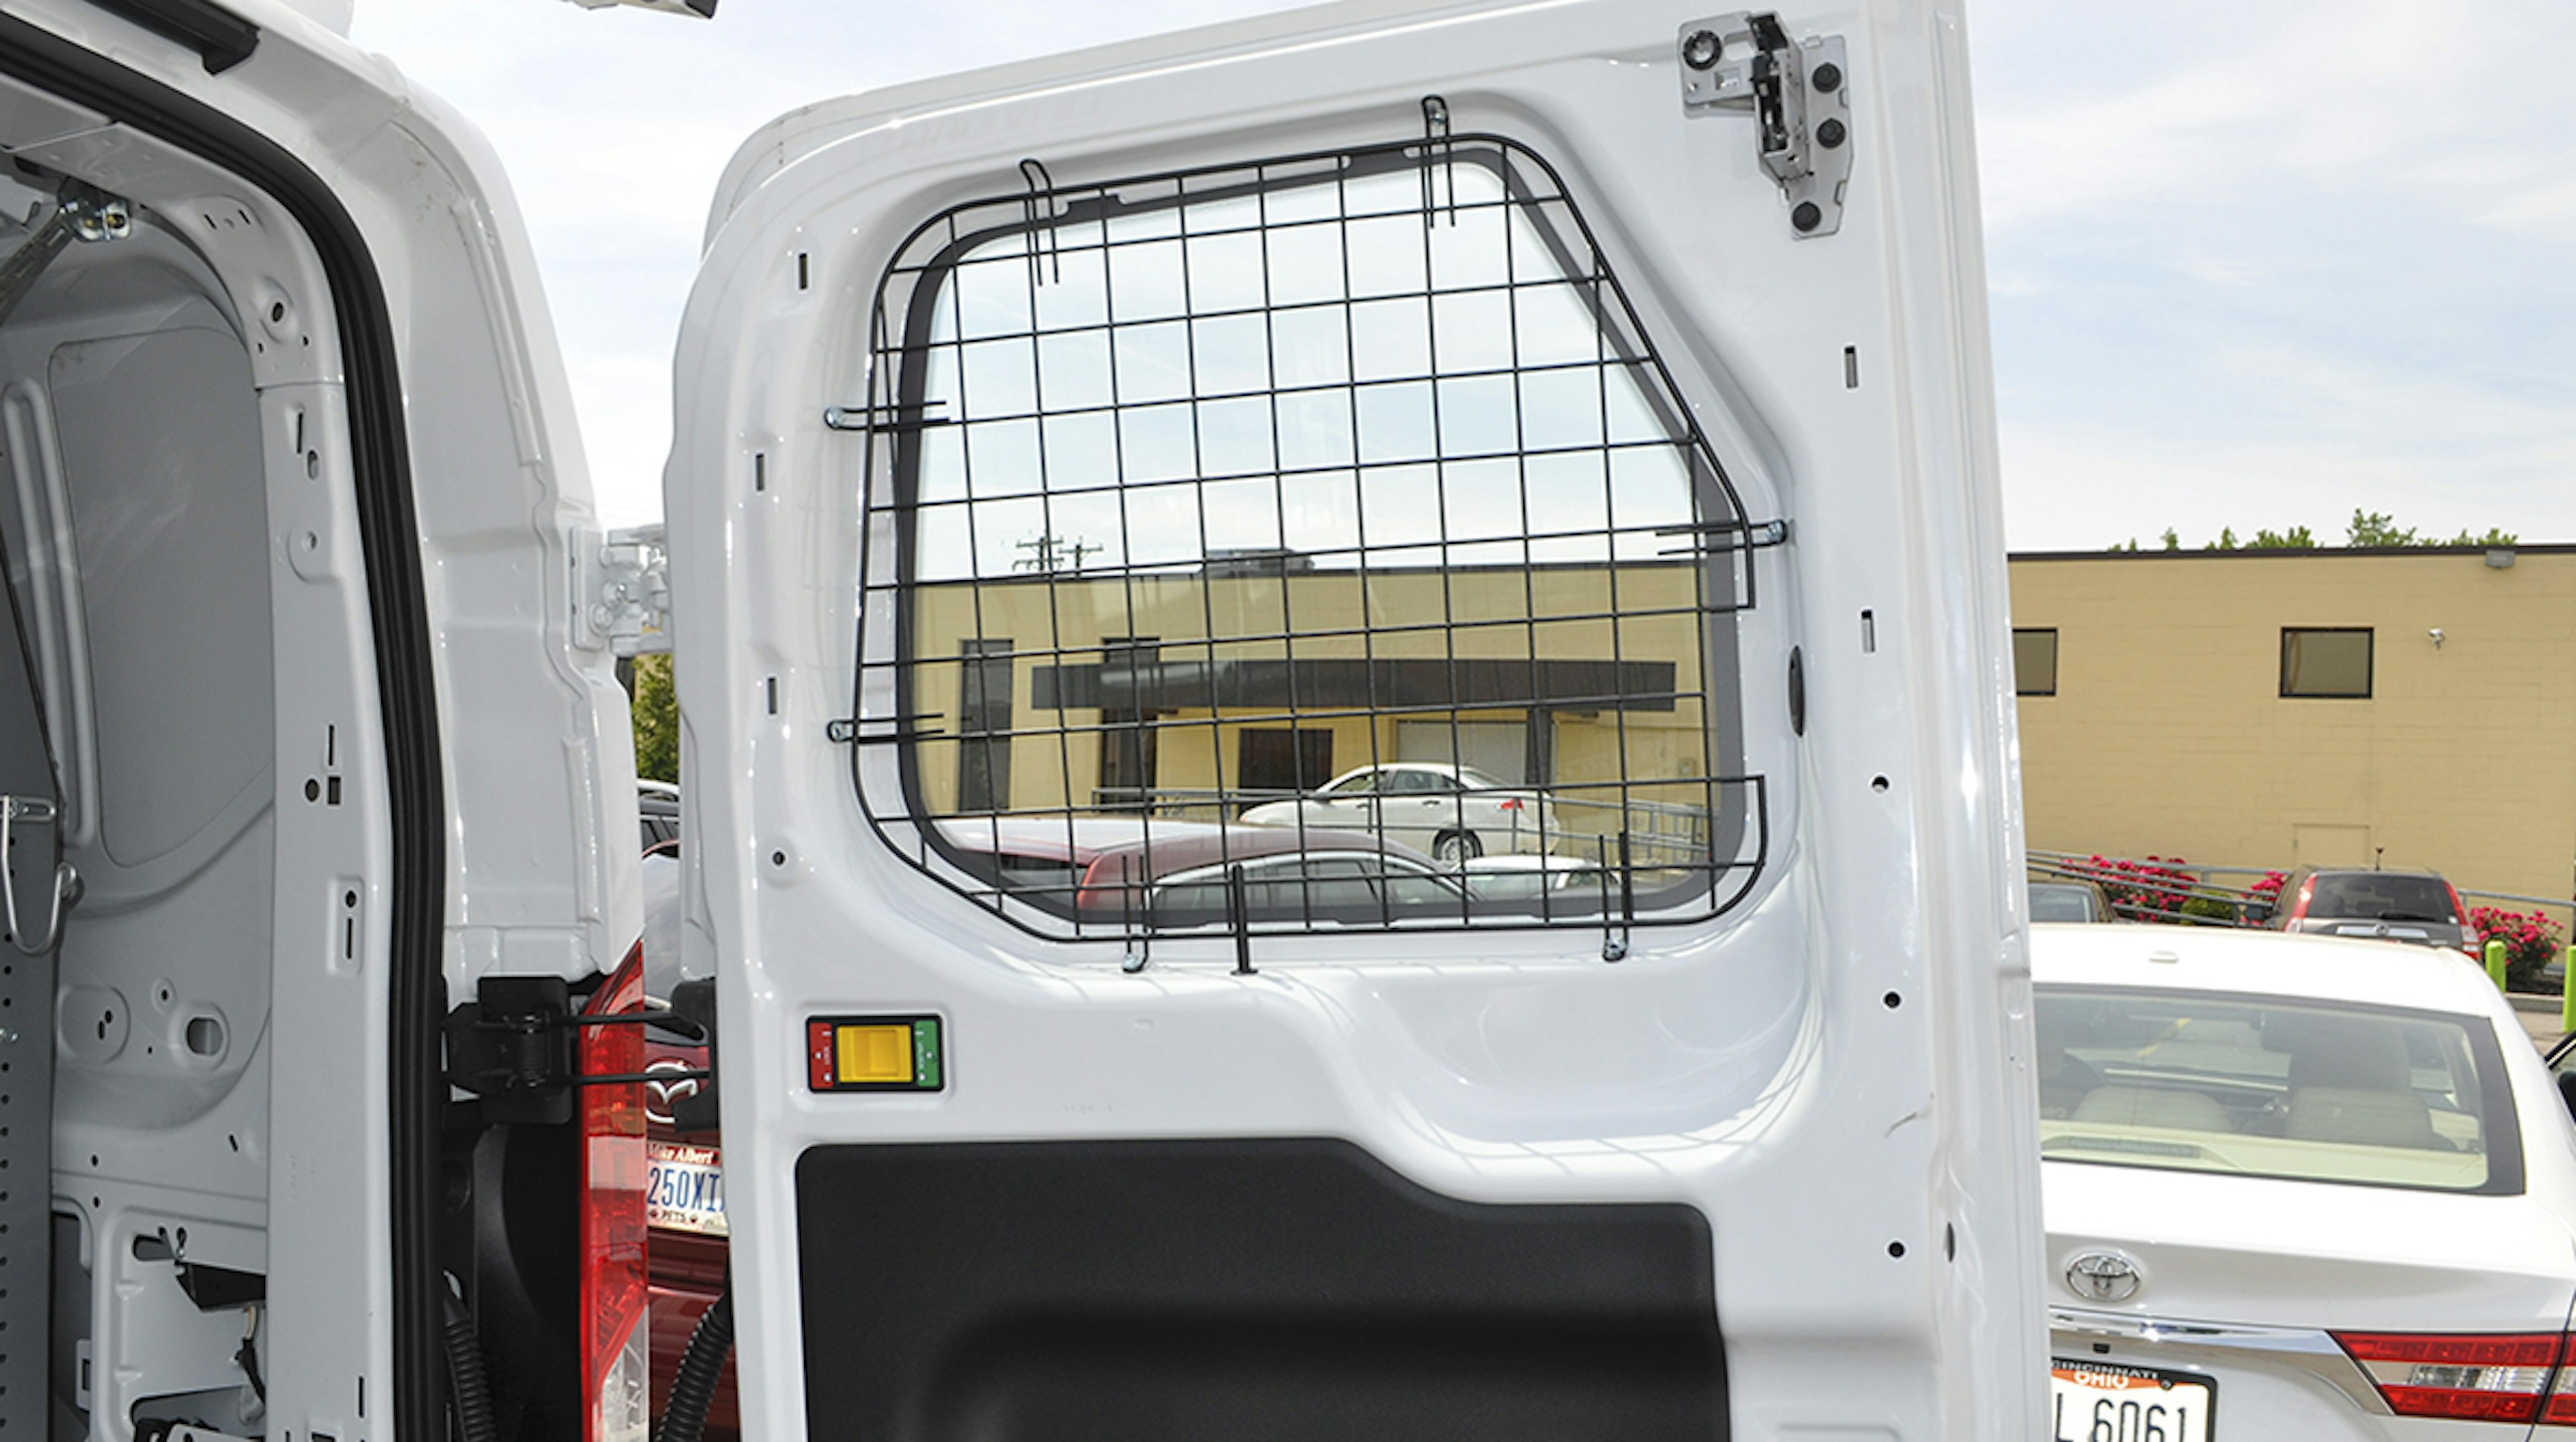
[1677,12,1852,238]
[0,796,75,956]
[0,180,133,328]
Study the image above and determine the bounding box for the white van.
[0,1,2043,1439]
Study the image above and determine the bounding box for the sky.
[346,0,2576,551]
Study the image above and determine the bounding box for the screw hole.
[1886,1241,1905,1258]
[1882,991,1901,1009]
[771,850,788,867]
[268,301,286,323]
[1870,775,1890,793]
[305,779,321,803]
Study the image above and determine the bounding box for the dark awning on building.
[1033,657,1679,714]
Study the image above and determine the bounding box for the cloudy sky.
[348,0,2576,551]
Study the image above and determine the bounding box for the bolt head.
[1812,61,1843,93]
[1791,201,1823,233]
[1817,117,1847,150]
[1681,30,1723,70]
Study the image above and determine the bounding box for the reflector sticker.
[808,1015,945,1092]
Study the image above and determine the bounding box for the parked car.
[639,778,682,850]
[637,842,737,1439]
[2266,867,2475,951]
[2029,878,2114,924]
[1460,853,1611,904]
[2035,923,2576,1435]
[1238,763,1554,863]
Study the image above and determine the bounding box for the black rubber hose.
[441,1289,500,1442]
[656,1282,735,1442]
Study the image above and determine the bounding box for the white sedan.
[2035,923,2576,1439]
[1238,763,1553,863]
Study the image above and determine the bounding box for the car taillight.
[2548,1353,2576,1424]
[2446,881,2471,927]
[582,942,649,1442]
[2288,876,2315,922]
[2336,1332,2559,1422]
[1497,797,1523,812]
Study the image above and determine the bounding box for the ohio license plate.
[645,1140,727,1237]
[2049,1359,2214,1441]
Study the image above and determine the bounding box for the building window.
[2012,628,2057,697]
[2281,628,2371,698]
[853,131,1772,940]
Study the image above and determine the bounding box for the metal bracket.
[573,524,668,657]
[0,795,75,956]
[1678,12,1852,238]
[0,179,133,329]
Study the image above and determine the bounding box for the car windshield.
[2036,987,2515,1194]
[2307,874,2457,924]
[2029,884,2098,924]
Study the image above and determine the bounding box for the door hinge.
[572,523,669,656]
[444,977,706,1125]
[1678,12,1853,239]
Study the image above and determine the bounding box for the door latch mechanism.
[1678,13,1852,238]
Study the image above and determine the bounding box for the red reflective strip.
[581,942,649,1442]
[809,1019,837,1090]
[2377,1386,2542,1421]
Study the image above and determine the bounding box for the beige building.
[2008,545,2576,909]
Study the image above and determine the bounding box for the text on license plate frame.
[2049,1357,2215,1441]
[646,1140,728,1237]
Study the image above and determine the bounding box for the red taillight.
[2288,876,2316,922]
[2337,1331,2559,1422]
[582,942,649,1442]
[1496,797,1523,812]
[2446,881,2471,926]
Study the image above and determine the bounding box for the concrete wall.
[2008,547,2576,908]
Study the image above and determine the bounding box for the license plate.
[2049,1359,2214,1441]
[646,1141,727,1237]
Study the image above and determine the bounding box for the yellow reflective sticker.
[836,1023,914,1084]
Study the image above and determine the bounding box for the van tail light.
[2288,876,2316,922]
[2335,1331,2559,1422]
[2445,881,2471,926]
[581,942,650,1442]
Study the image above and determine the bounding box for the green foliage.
[2447,525,2520,547]
[2346,508,2418,547]
[630,653,678,785]
[2179,895,2237,923]
[2127,515,2516,552]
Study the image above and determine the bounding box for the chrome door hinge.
[1678,13,1852,238]
[572,524,669,657]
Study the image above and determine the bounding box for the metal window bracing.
[843,123,1770,947]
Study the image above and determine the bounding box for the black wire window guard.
[845,121,1770,948]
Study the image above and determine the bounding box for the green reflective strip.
[913,1017,942,1089]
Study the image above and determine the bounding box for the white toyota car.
[1238,762,1555,862]
[2036,924,2576,1437]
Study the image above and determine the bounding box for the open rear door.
[669,2,2043,1437]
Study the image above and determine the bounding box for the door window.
[853,132,1770,940]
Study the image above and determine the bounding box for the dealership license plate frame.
[646,1140,729,1237]
[2049,1357,2216,1441]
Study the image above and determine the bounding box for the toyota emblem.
[2065,1250,2142,1303]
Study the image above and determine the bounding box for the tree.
[630,652,678,785]
[2158,528,2180,551]
[2346,508,2418,547]
[2448,525,2520,547]
[2247,524,2316,549]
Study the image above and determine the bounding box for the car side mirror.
[2557,1069,2576,1123]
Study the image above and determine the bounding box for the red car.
[638,842,737,1440]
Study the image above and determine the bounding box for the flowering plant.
[2074,854,2196,920]
[2469,905,2564,991]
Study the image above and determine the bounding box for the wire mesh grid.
[842,125,1770,946]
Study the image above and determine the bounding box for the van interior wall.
[0,174,276,1437]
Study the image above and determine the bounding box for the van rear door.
[669,3,2043,1437]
